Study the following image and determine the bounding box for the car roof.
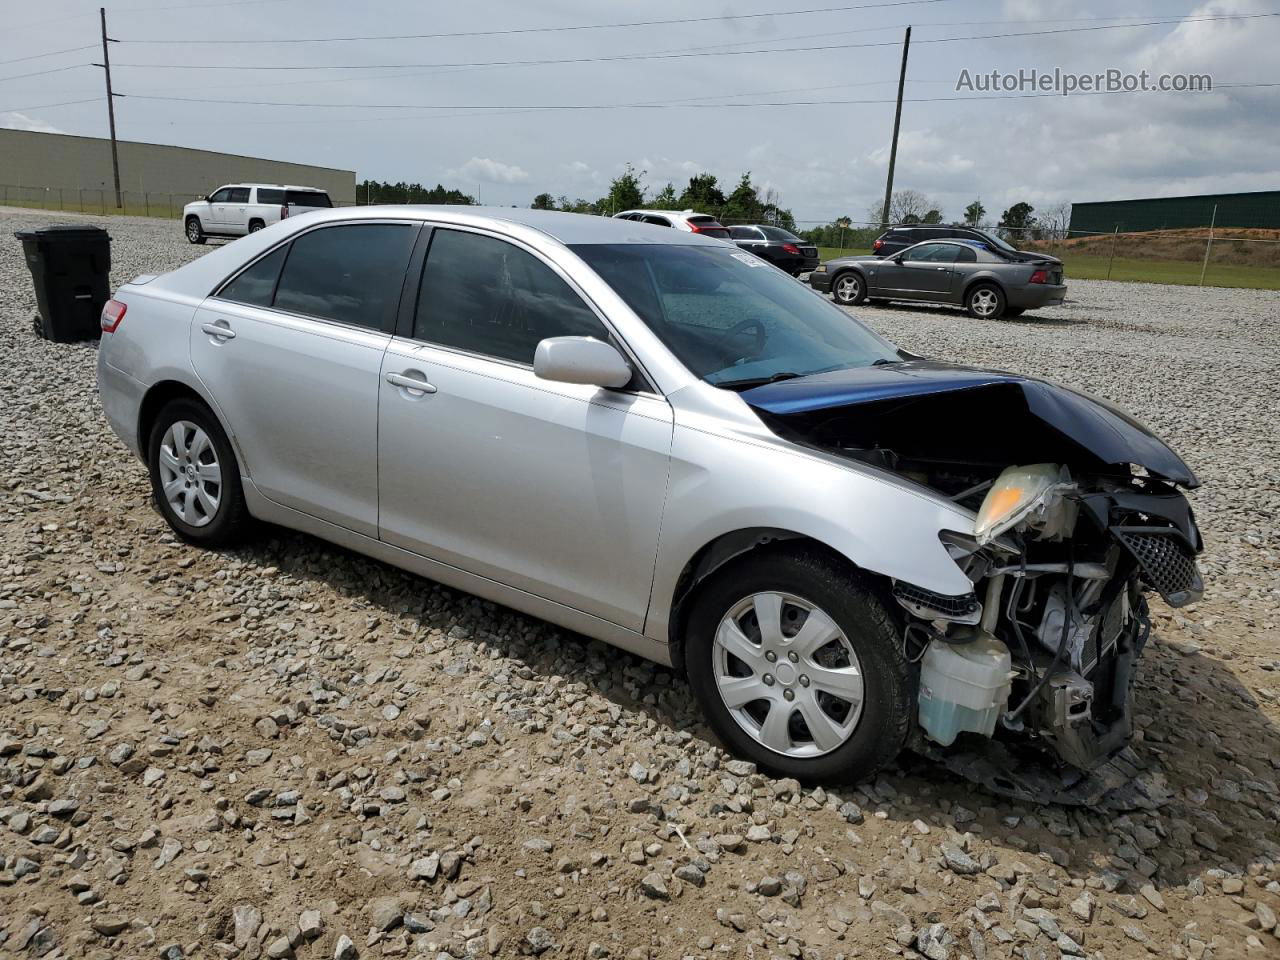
[614,209,720,219]
[222,183,329,192]
[149,205,723,297]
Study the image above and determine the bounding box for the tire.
[684,548,911,783]
[147,398,250,547]
[831,271,867,306]
[965,283,1006,319]
[185,216,207,245]
[248,219,265,233]
[1004,307,1026,317]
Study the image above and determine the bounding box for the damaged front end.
[743,361,1204,801]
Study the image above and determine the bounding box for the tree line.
[355,176,1070,244]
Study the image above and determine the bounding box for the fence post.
[1199,203,1218,287]
[145,192,150,217]
[101,190,106,216]
[1105,226,1119,281]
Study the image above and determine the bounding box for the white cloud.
[0,112,66,134]
[447,157,530,185]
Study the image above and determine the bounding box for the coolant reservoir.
[918,632,1014,747]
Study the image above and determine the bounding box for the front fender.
[646,419,975,644]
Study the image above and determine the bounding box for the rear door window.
[273,223,416,331]
[227,187,251,204]
[256,187,285,205]
[413,228,609,365]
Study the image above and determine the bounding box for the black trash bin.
[14,225,112,342]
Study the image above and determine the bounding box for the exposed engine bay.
[743,361,1205,803]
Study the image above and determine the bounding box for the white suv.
[183,184,333,244]
[613,208,731,238]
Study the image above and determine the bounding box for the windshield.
[571,243,898,386]
[976,230,1018,253]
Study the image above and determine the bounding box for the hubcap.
[712,592,865,758]
[158,420,221,527]
[972,289,998,316]
[836,276,859,301]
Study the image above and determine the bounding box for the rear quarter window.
[286,191,332,208]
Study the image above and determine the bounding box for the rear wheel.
[185,216,206,245]
[684,548,910,782]
[832,271,867,306]
[147,398,250,547]
[966,283,1006,319]
[248,219,265,233]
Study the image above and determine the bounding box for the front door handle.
[201,321,236,341]
[386,371,437,395]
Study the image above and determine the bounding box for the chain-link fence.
[1,184,359,219]
[4,184,1277,289]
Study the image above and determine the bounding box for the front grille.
[1113,526,1202,607]
[893,581,981,623]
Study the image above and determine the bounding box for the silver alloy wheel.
[970,288,1000,317]
[835,274,860,302]
[186,219,200,242]
[157,420,221,527]
[712,592,865,758]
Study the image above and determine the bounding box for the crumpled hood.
[741,361,1198,487]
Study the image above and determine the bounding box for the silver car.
[811,238,1067,319]
[97,206,1202,792]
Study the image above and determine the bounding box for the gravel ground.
[2,208,1278,960]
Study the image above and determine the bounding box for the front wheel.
[966,283,1006,319]
[684,548,911,782]
[831,271,867,306]
[185,216,207,245]
[147,398,250,547]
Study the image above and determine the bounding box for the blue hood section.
[741,361,1198,487]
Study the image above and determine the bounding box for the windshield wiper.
[717,371,805,391]
[872,357,904,366]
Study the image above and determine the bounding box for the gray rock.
[233,903,262,948]
[524,927,554,955]
[639,872,669,899]
[334,935,358,960]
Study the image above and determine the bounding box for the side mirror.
[892,254,904,264]
[534,336,632,390]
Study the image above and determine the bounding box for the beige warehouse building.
[0,128,356,208]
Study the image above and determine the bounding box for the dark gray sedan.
[810,239,1066,319]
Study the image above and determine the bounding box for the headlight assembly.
[974,463,1078,545]
[813,264,828,273]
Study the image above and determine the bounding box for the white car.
[613,208,731,238]
[183,183,333,244]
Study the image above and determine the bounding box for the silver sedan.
[97,206,1201,789]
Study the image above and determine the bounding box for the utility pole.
[97,7,122,209]
[879,25,911,229]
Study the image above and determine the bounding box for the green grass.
[817,246,872,262]
[1056,254,1280,291]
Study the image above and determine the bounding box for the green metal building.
[1069,189,1280,235]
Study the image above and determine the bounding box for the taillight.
[873,238,884,250]
[687,222,705,233]
[1029,269,1048,284]
[782,243,800,254]
[101,299,126,333]
[280,205,289,219]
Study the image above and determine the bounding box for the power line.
[109,13,1280,73]
[118,0,961,45]
[0,44,98,67]
[0,64,90,84]
[111,82,1279,114]
[0,97,101,114]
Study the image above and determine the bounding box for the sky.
[2,0,1278,227]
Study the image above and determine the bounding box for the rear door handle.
[201,321,236,341]
[386,371,437,395]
